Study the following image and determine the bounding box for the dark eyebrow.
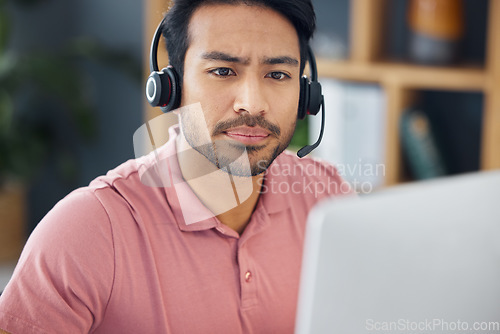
[201,51,299,67]
[262,56,299,66]
[201,51,250,65]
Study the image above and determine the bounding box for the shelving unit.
[320,0,500,185]
[144,0,500,186]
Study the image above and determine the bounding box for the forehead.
[186,3,300,59]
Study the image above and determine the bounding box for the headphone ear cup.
[145,66,181,113]
[307,81,323,117]
[297,76,309,120]
[145,71,164,107]
[160,66,181,113]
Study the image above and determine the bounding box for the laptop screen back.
[295,171,500,334]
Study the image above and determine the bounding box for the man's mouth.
[223,126,270,144]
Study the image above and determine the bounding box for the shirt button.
[245,271,252,283]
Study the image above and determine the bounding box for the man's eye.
[210,68,235,77]
[266,72,290,80]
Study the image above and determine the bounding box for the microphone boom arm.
[297,96,325,158]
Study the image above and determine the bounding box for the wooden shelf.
[317,59,487,91]
[318,0,500,185]
[482,0,500,170]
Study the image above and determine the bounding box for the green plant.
[0,0,141,186]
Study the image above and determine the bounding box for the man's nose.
[232,76,269,116]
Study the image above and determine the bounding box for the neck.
[176,133,264,234]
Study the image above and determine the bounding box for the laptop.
[295,170,500,333]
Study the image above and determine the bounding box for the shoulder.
[0,188,116,334]
[33,157,148,244]
[87,156,165,216]
[27,187,114,258]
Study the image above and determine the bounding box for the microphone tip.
[297,146,313,158]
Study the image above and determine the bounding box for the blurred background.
[0,0,499,268]
[1,0,144,246]
[304,0,492,191]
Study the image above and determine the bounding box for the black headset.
[145,17,325,158]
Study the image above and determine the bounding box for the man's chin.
[186,134,289,177]
[215,155,268,177]
[247,145,287,176]
[211,149,276,177]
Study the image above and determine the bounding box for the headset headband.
[149,17,319,85]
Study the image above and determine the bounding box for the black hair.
[162,0,316,84]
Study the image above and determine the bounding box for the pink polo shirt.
[0,126,351,334]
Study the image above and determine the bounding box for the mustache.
[212,114,281,137]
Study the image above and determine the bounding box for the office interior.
[1,0,499,291]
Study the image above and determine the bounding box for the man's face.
[179,4,301,176]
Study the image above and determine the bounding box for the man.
[0,0,351,332]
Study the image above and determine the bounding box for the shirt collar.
[150,125,219,232]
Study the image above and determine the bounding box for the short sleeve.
[0,189,115,334]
